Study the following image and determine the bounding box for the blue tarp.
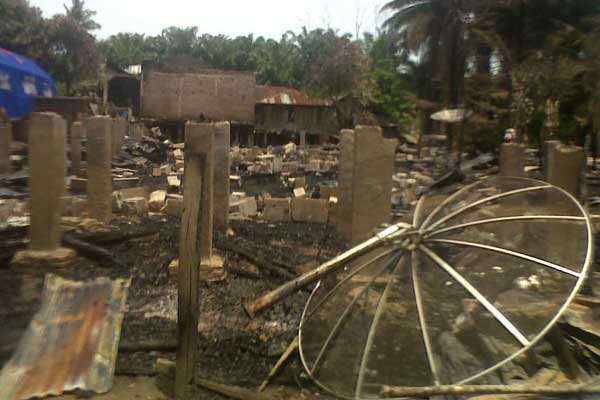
[0,48,57,121]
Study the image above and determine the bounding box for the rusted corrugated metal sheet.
[256,85,331,106]
[0,274,131,400]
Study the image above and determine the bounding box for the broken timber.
[175,122,213,399]
[379,383,600,398]
[244,223,410,317]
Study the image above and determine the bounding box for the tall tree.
[0,0,48,60]
[382,0,472,137]
[63,0,100,31]
[100,33,148,68]
[46,15,98,95]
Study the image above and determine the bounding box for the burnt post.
[175,122,214,399]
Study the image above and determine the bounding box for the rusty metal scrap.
[0,274,131,400]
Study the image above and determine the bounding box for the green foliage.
[63,0,100,31]
[0,0,48,60]
[382,0,600,147]
[100,33,149,67]
[371,67,415,126]
[45,15,98,95]
[1,0,416,126]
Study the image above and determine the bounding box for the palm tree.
[63,0,100,31]
[382,0,473,140]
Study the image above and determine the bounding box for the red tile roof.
[256,85,330,106]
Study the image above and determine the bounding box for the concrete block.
[294,187,306,198]
[262,198,291,222]
[120,187,149,200]
[292,198,329,224]
[70,177,88,192]
[168,175,181,190]
[165,195,184,217]
[230,197,258,217]
[125,197,149,217]
[149,190,167,212]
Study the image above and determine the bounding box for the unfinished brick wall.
[141,70,256,123]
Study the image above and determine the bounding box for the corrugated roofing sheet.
[256,85,331,106]
[0,274,131,400]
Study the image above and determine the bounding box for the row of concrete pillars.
[6,113,232,271]
[500,142,585,199]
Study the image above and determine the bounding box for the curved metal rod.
[411,250,441,385]
[419,245,530,347]
[244,224,410,318]
[427,238,581,278]
[425,215,586,239]
[454,180,594,385]
[305,247,399,321]
[355,255,406,399]
[419,179,486,232]
[425,185,552,233]
[309,251,403,375]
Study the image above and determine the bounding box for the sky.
[32,0,389,40]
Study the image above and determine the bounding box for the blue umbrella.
[0,48,57,121]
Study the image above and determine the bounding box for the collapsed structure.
[0,61,599,400]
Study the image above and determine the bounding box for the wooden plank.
[175,125,206,399]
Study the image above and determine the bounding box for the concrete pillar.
[337,126,396,245]
[70,121,83,176]
[300,131,307,150]
[111,118,119,156]
[13,113,76,267]
[111,117,127,156]
[248,131,255,147]
[86,116,113,223]
[542,140,561,179]
[184,122,224,281]
[545,143,585,199]
[0,119,12,175]
[500,143,526,178]
[337,130,355,242]
[213,122,231,233]
[131,123,143,141]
